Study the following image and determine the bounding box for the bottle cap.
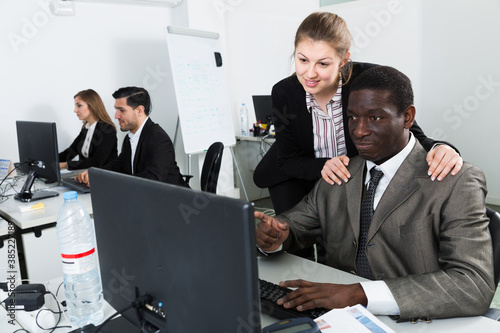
[63,191,78,200]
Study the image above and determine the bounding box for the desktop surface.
[68,317,137,333]
[0,252,499,332]
[0,176,93,230]
[258,253,500,332]
[0,175,94,282]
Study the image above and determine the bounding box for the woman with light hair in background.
[59,89,117,170]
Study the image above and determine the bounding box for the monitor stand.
[14,170,59,202]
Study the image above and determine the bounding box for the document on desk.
[0,159,16,178]
[314,304,395,333]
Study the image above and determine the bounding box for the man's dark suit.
[104,118,187,187]
[279,140,495,321]
[59,121,118,170]
[254,62,453,214]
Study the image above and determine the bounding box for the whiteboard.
[166,26,236,155]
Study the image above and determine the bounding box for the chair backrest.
[200,142,224,193]
[487,207,500,288]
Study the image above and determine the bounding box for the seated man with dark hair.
[255,66,495,321]
[76,86,188,187]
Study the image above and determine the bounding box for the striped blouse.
[306,81,346,158]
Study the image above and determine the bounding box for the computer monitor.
[252,95,273,126]
[15,120,60,202]
[89,168,261,332]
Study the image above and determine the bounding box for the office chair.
[485,207,500,321]
[183,142,224,194]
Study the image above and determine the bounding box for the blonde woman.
[59,89,117,170]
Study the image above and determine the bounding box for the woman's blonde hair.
[74,89,116,131]
[294,12,353,84]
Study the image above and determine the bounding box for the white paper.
[315,304,396,333]
[0,159,16,178]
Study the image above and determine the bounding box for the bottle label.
[61,248,96,275]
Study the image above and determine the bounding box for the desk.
[0,217,18,283]
[0,277,130,333]
[259,252,500,332]
[234,135,274,201]
[0,179,92,282]
[0,253,499,332]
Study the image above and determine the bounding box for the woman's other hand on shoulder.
[321,155,350,185]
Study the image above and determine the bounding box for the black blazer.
[254,62,455,188]
[59,121,118,170]
[104,118,187,187]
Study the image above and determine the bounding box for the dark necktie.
[356,167,384,279]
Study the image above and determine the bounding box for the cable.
[258,135,274,159]
[92,294,152,333]
[91,303,134,333]
[0,162,60,203]
[34,291,72,333]
[0,163,26,203]
[0,177,17,203]
[0,279,71,332]
[0,162,26,190]
[55,281,64,297]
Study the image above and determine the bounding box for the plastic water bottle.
[240,103,249,136]
[56,191,103,327]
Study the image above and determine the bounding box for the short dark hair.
[350,66,414,115]
[112,87,152,115]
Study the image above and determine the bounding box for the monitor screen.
[252,95,273,125]
[15,120,60,201]
[89,168,261,332]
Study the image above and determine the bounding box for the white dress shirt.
[127,117,148,174]
[81,121,97,158]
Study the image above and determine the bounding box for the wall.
[0,1,174,161]
[224,0,320,128]
[419,0,500,205]
[1,1,173,157]
[326,0,422,95]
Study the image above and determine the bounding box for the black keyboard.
[61,178,91,193]
[259,279,328,320]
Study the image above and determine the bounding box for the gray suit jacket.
[280,141,495,321]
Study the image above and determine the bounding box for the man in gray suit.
[255,66,495,322]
